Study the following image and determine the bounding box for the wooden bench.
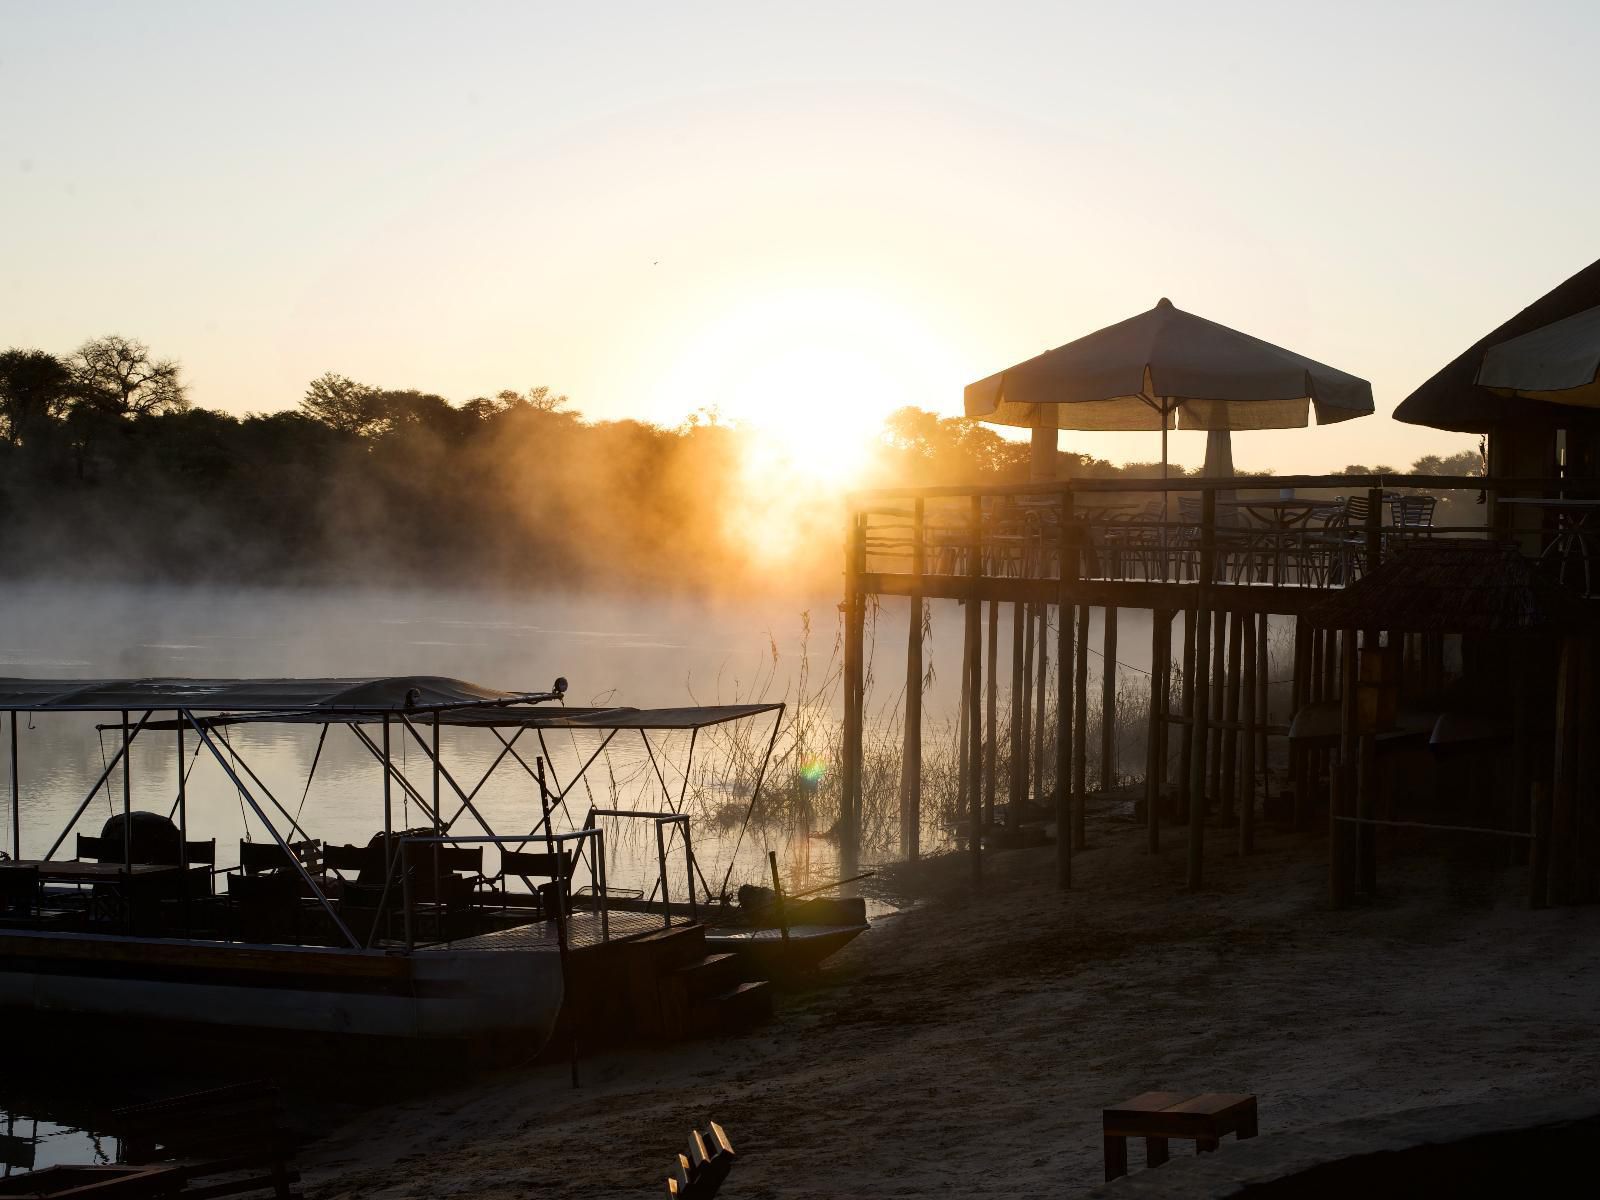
[1102,1091,1257,1181]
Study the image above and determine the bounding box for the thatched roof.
[1304,540,1594,635]
[1395,257,1600,434]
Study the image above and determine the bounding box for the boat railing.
[584,807,697,927]
[391,828,607,952]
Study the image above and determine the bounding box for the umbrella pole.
[1160,406,1170,581]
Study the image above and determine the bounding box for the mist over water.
[0,583,1174,896]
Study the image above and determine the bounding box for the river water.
[0,583,1207,894]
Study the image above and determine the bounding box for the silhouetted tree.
[301,371,379,435]
[69,335,188,417]
[0,349,74,446]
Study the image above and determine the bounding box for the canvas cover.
[963,298,1373,432]
[1477,303,1600,408]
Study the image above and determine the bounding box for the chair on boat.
[236,838,323,879]
[226,871,305,944]
[0,863,38,924]
[494,847,577,920]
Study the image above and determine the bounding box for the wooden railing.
[846,474,1600,602]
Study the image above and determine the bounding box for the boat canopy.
[0,675,562,714]
[116,700,783,732]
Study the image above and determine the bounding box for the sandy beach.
[302,801,1600,1199]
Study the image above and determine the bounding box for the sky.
[3,0,1598,475]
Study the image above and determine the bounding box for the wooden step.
[688,980,772,1038]
[659,953,743,1037]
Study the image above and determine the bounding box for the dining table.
[1496,496,1600,595]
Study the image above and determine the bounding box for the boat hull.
[0,928,563,1046]
[704,923,867,977]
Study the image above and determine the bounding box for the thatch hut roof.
[1395,257,1600,434]
[1304,540,1594,635]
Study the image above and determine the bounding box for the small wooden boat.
[703,922,867,977]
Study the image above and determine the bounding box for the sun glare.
[651,285,963,489]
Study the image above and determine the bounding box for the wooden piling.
[1291,619,1311,829]
[967,495,983,882]
[1074,604,1090,849]
[1331,627,1357,907]
[1207,609,1226,811]
[1256,611,1270,783]
[1100,607,1119,791]
[1239,612,1256,855]
[1146,610,1169,854]
[1178,610,1196,825]
[985,599,999,830]
[1221,610,1243,827]
[1009,600,1025,827]
[1187,490,1217,891]
[841,513,865,875]
[1550,635,1580,905]
[1021,602,1035,805]
[1033,602,1049,805]
[900,534,923,861]
[1055,488,1075,889]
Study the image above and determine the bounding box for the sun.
[650,284,963,488]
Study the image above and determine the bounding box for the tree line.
[0,335,1481,592]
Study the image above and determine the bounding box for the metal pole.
[9,714,19,860]
[656,819,671,928]
[42,711,155,861]
[181,710,360,948]
[381,716,393,866]
[177,712,189,934]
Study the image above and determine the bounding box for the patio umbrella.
[1476,303,1600,408]
[964,297,1374,481]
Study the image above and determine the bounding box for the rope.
[218,723,251,838]
[96,728,113,816]
[294,723,329,826]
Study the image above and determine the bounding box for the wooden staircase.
[558,922,772,1047]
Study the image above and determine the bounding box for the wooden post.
[1033,602,1049,805]
[968,495,983,882]
[1207,609,1226,812]
[1239,614,1257,855]
[841,512,865,876]
[1221,610,1244,826]
[1187,489,1216,891]
[1073,604,1090,849]
[1550,635,1580,905]
[1291,620,1310,829]
[1146,611,1169,854]
[1055,488,1075,889]
[958,613,971,833]
[1331,627,1357,907]
[1009,601,1026,827]
[1530,780,1550,910]
[985,598,998,831]
[1021,603,1035,805]
[899,499,925,862]
[1100,607,1119,791]
[1256,611,1270,783]
[1364,486,1383,578]
[1178,610,1196,824]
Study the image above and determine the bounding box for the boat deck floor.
[417,909,682,953]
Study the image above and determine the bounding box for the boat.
[0,677,791,1050]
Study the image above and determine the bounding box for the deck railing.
[848,473,1600,599]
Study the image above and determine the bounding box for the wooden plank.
[900,590,922,862]
[967,495,983,882]
[1207,609,1226,816]
[1188,489,1217,891]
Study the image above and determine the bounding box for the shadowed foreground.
[304,803,1600,1198]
